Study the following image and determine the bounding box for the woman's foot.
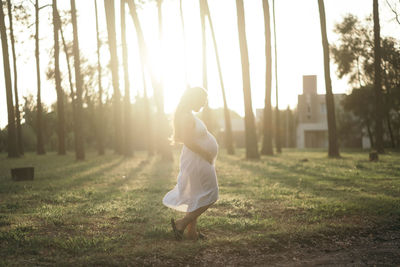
[174,218,186,232]
[170,218,184,241]
[186,231,199,240]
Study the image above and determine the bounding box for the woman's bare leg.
[175,203,213,234]
[186,218,197,239]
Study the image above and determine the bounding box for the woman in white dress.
[163,86,219,241]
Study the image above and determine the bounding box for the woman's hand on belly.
[184,140,214,164]
[203,151,214,164]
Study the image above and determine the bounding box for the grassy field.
[0,149,399,265]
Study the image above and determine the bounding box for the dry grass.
[0,149,399,265]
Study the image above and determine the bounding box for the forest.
[1,0,399,158]
[0,0,400,265]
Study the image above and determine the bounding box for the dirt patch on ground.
[189,225,400,266]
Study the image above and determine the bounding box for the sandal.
[170,218,184,241]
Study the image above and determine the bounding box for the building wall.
[296,122,328,148]
[298,94,326,124]
[298,75,330,125]
[303,75,317,95]
[297,75,344,149]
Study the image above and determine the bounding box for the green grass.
[0,149,399,265]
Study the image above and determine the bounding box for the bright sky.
[1,0,399,129]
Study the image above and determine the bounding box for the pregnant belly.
[197,133,218,159]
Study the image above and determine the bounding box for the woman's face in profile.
[192,93,208,112]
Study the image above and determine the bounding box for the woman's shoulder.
[176,112,195,123]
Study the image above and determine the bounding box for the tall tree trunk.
[318,0,340,157]
[373,0,384,153]
[383,70,396,148]
[35,0,45,155]
[204,0,234,154]
[142,71,154,156]
[199,0,207,90]
[235,0,259,159]
[288,107,295,147]
[127,0,154,157]
[157,0,164,112]
[120,0,133,157]
[0,2,18,157]
[200,0,206,88]
[386,115,396,148]
[261,0,273,156]
[58,12,77,154]
[179,0,189,87]
[272,0,281,153]
[284,107,289,147]
[104,0,123,155]
[71,0,85,160]
[58,15,74,101]
[199,0,212,130]
[156,0,173,161]
[366,119,374,148]
[6,0,23,155]
[94,0,104,155]
[53,0,66,155]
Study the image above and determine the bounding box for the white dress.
[163,114,219,212]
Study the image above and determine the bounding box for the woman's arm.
[184,140,213,164]
[179,114,213,164]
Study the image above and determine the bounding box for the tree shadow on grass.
[137,157,175,241]
[0,157,127,214]
[0,154,124,190]
[105,158,150,189]
[65,156,172,221]
[0,154,179,262]
[83,158,152,205]
[220,156,400,219]
[0,152,111,180]
[80,156,176,242]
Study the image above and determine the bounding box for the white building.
[297,75,371,149]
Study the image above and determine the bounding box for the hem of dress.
[163,197,218,213]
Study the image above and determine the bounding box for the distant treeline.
[1,0,399,160]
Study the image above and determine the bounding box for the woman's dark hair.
[171,87,208,143]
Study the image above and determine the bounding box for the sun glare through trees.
[1,0,400,265]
